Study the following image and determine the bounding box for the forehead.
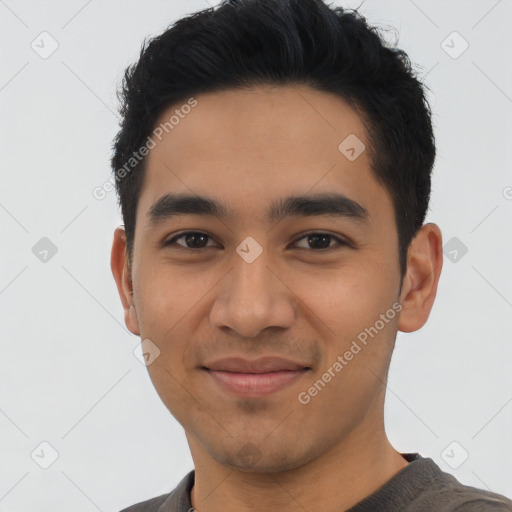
[137,84,394,228]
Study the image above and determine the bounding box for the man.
[110,0,512,510]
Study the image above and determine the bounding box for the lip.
[202,357,311,397]
[204,356,310,373]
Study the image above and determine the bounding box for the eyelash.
[163,231,349,251]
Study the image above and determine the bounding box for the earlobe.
[397,223,443,333]
[110,227,141,336]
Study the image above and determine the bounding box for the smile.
[203,368,310,397]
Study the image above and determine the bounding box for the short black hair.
[111,0,436,285]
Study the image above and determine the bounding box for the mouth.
[201,356,312,397]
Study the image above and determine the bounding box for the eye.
[164,231,218,249]
[162,231,349,251]
[293,232,347,250]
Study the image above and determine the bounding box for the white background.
[1,0,511,510]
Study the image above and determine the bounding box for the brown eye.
[165,232,216,249]
[294,232,346,250]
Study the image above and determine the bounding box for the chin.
[223,456,306,474]
[211,440,314,474]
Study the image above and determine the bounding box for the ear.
[398,223,443,333]
[110,227,141,336]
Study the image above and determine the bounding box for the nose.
[209,247,295,338]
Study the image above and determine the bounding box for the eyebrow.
[146,192,369,226]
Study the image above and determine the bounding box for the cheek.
[137,261,205,319]
[295,260,399,371]
[294,262,391,326]
[294,267,398,422]
[134,265,206,360]
[137,268,204,415]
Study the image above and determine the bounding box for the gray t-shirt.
[119,453,512,511]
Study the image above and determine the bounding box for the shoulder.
[117,470,195,512]
[118,492,170,512]
[351,453,512,512]
[408,456,512,511]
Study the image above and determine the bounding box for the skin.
[111,84,443,512]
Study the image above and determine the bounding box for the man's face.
[122,85,404,472]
